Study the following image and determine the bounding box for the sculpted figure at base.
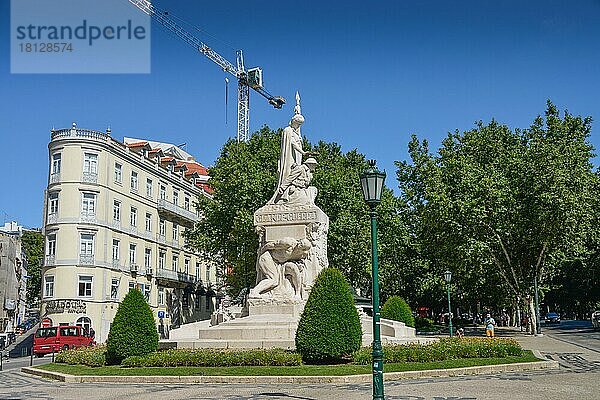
[249,237,311,300]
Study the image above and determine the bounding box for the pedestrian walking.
[484,313,496,338]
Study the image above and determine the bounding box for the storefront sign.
[45,299,87,314]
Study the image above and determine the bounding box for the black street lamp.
[360,159,386,400]
[444,270,453,337]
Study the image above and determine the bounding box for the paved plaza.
[1,323,599,400]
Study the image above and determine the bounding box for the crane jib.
[126,0,285,142]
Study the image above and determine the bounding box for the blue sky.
[1,0,600,228]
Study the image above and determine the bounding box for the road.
[0,322,598,400]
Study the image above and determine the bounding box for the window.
[78,276,93,297]
[113,200,121,221]
[80,234,94,256]
[146,178,153,198]
[144,248,152,268]
[182,293,189,309]
[145,213,152,232]
[111,278,119,300]
[112,239,120,261]
[51,153,61,174]
[130,207,137,227]
[128,281,135,292]
[129,244,137,266]
[195,262,200,280]
[184,258,190,275]
[158,287,165,306]
[205,296,210,312]
[81,193,96,215]
[130,171,138,192]
[47,234,56,256]
[159,250,165,269]
[75,317,92,335]
[44,275,54,298]
[83,153,98,174]
[48,192,59,216]
[194,294,200,309]
[144,284,151,302]
[172,255,178,271]
[114,162,122,183]
[172,223,178,241]
[173,190,179,206]
[159,184,166,200]
[184,196,190,211]
[159,219,165,236]
[206,264,211,283]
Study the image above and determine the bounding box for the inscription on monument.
[254,211,317,225]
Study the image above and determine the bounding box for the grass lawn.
[37,351,540,376]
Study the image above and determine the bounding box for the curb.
[21,360,559,384]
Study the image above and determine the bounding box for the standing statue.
[271,92,306,203]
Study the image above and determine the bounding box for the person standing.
[484,313,496,338]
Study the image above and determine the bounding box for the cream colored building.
[41,124,217,343]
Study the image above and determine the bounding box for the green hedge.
[381,296,415,327]
[295,268,362,363]
[55,345,106,367]
[106,289,159,365]
[352,338,523,364]
[121,348,302,367]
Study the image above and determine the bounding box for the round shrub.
[106,289,158,365]
[295,268,362,363]
[380,296,415,327]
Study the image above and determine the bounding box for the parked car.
[592,311,600,329]
[545,312,561,324]
[33,326,94,357]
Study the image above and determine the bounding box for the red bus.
[33,326,94,356]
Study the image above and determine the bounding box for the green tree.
[106,289,158,364]
[21,230,44,305]
[396,102,597,331]
[295,268,362,363]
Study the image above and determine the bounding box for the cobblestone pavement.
[1,327,599,400]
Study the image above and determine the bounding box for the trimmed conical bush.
[106,289,158,365]
[295,268,362,363]
[381,295,415,327]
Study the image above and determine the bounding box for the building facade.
[0,224,28,333]
[41,124,217,343]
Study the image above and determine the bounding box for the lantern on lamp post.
[444,270,453,337]
[359,159,386,400]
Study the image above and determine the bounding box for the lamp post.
[444,270,453,337]
[360,160,386,400]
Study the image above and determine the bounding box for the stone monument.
[249,92,329,315]
[167,93,423,349]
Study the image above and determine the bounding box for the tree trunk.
[528,296,537,335]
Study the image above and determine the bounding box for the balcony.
[155,268,196,285]
[130,264,139,274]
[45,255,55,266]
[78,255,95,266]
[157,199,199,227]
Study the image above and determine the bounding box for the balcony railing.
[78,255,95,266]
[47,213,58,225]
[49,173,60,184]
[157,199,199,226]
[155,268,196,284]
[45,255,55,266]
[82,171,98,183]
[80,213,96,223]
